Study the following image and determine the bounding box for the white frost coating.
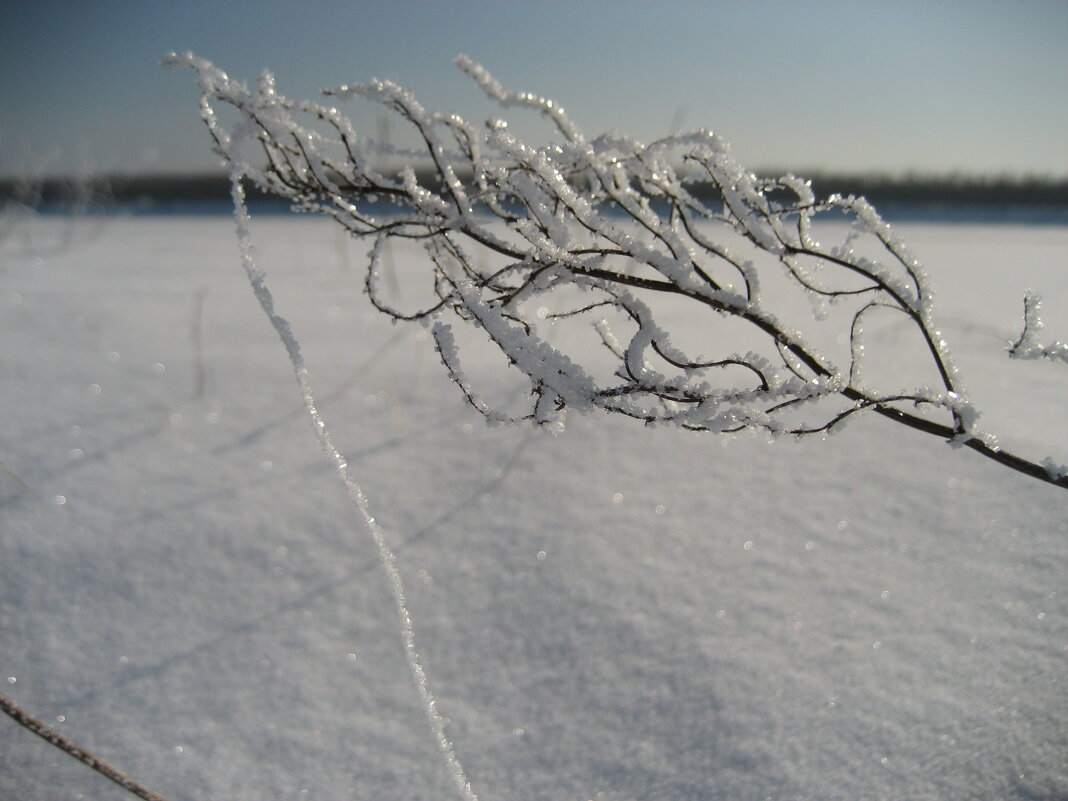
[226,177,479,801]
[453,280,599,419]
[455,54,584,145]
[1041,456,1068,480]
[595,318,626,359]
[432,320,516,425]
[1010,291,1068,363]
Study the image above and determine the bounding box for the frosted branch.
[167,51,1068,494]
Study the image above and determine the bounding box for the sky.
[1,0,1066,179]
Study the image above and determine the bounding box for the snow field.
[1,215,1065,800]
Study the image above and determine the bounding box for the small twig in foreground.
[0,693,174,801]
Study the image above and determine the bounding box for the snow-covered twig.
[1009,290,1068,363]
[166,53,1066,489]
[225,177,480,801]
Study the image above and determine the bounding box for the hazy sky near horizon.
[2,0,1066,179]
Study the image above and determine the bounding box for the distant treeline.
[4,170,1068,210]
[799,173,1068,207]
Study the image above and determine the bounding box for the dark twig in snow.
[0,693,174,801]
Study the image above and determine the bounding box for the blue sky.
[2,0,1066,178]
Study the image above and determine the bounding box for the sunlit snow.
[1,214,1066,800]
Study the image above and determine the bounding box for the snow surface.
[1,215,1066,801]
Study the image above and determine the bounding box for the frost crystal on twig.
[1009,291,1068,363]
